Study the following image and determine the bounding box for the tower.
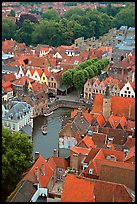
[103,85,111,120]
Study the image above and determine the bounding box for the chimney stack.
[53,149,58,157]
[34,152,40,161]
[8,100,12,110]
[41,163,45,176]
[35,167,39,181]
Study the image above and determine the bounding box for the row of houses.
[7,93,135,201]
[84,76,135,100]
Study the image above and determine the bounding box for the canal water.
[32,108,73,160]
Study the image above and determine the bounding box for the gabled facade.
[120,81,135,98]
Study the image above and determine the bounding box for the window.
[54,83,56,88]
[58,168,62,172]
[127,87,129,90]
[89,168,93,174]
[125,91,127,93]
[121,94,123,97]
[125,95,127,97]
[128,95,130,97]
[13,123,15,130]
[49,82,50,87]
[100,90,101,93]
[128,91,131,94]
[43,77,45,80]
[51,77,54,81]
[35,75,37,78]
[132,95,134,98]
[89,88,91,92]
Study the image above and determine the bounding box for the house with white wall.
[2,100,33,139]
[120,81,135,98]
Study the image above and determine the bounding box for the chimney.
[34,152,40,161]
[53,149,58,157]
[8,100,12,110]
[96,125,99,133]
[41,163,45,176]
[35,167,39,181]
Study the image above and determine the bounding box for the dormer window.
[89,168,93,174]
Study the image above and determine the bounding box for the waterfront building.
[2,100,33,139]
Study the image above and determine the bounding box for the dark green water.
[32,108,72,159]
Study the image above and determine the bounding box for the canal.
[32,108,73,160]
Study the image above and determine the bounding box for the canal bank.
[32,108,73,160]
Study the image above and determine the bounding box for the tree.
[85,67,95,78]
[16,13,39,28]
[42,9,60,21]
[90,57,99,64]
[8,10,15,17]
[113,4,135,28]
[2,127,33,201]
[62,71,73,87]
[83,69,89,83]
[2,19,16,40]
[73,70,85,90]
[89,65,99,76]
[63,7,84,19]
[15,20,35,46]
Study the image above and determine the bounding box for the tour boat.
[43,111,53,117]
[41,125,47,135]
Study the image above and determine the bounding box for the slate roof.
[2,65,19,73]
[20,124,33,137]
[71,111,92,135]
[9,180,36,202]
[3,101,32,121]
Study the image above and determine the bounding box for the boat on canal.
[43,111,53,117]
[41,125,47,135]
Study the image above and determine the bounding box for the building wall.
[120,82,135,98]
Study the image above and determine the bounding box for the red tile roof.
[13,76,34,86]
[2,73,16,82]
[96,114,106,127]
[21,155,55,188]
[61,174,95,202]
[123,137,135,149]
[52,157,69,169]
[92,94,103,114]
[2,81,12,88]
[92,132,106,146]
[61,174,132,202]
[124,146,135,163]
[78,135,95,148]
[71,146,90,155]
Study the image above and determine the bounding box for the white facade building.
[120,81,135,98]
[2,101,33,138]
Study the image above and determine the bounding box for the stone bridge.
[42,99,89,115]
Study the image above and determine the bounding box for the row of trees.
[2,127,33,201]
[62,57,109,91]
[2,3,135,47]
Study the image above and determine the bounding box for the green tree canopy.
[62,70,73,87]
[42,9,61,21]
[15,19,35,45]
[2,19,16,41]
[73,70,85,90]
[113,3,135,28]
[8,10,15,17]
[2,127,33,201]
